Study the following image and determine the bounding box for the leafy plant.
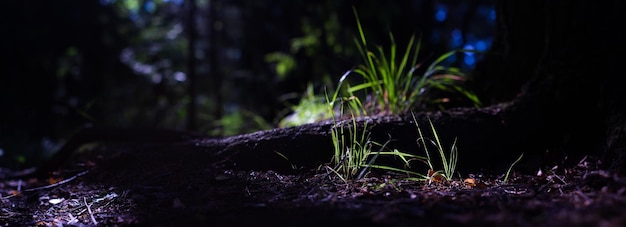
[278,83,333,128]
[346,8,481,115]
[328,115,372,181]
[349,7,421,115]
[414,50,482,110]
[327,120,429,181]
[325,90,427,181]
[277,9,483,127]
[412,112,458,182]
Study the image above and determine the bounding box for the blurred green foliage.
[1,0,495,169]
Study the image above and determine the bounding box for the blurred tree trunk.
[186,0,198,131]
[208,0,223,134]
[474,0,626,172]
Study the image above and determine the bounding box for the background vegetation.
[0,0,496,169]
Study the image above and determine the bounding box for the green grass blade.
[412,112,434,170]
[426,50,457,77]
[427,118,448,175]
[353,7,367,48]
[503,153,524,184]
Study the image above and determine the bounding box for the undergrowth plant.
[412,112,458,182]
[325,89,427,181]
[293,9,477,184]
[278,9,483,128]
[345,8,481,115]
[323,84,463,182]
[325,106,463,183]
[278,83,332,128]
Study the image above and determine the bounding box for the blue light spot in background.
[435,5,447,22]
[163,0,184,4]
[144,1,156,13]
[475,40,488,51]
[463,44,475,54]
[463,44,476,67]
[464,54,476,66]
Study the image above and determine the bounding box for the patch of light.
[167,23,183,40]
[163,0,184,4]
[463,44,476,66]
[124,0,141,21]
[144,1,156,14]
[174,71,186,82]
[0,147,4,157]
[464,54,476,66]
[475,40,488,51]
[132,62,154,75]
[435,4,447,22]
[463,44,475,53]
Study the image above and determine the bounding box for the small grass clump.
[327,121,430,181]
[325,90,427,181]
[412,112,458,182]
[324,94,462,183]
[278,9,482,128]
[325,109,462,183]
[345,8,481,115]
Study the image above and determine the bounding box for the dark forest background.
[1,0,496,169]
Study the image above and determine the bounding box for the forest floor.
[2,142,626,227]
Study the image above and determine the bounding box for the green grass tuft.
[412,112,458,182]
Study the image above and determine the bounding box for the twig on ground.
[85,197,98,225]
[23,171,89,192]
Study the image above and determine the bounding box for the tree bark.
[475,0,626,172]
[185,0,198,131]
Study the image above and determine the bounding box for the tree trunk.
[475,0,626,172]
[186,0,198,131]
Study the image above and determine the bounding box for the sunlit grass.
[349,7,421,115]
[282,9,479,184]
[345,7,481,115]
[325,90,427,181]
[277,9,483,128]
[412,112,458,182]
[278,83,333,128]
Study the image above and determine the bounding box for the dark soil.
[2,141,626,227]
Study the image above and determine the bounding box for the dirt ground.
[2,143,626,227]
